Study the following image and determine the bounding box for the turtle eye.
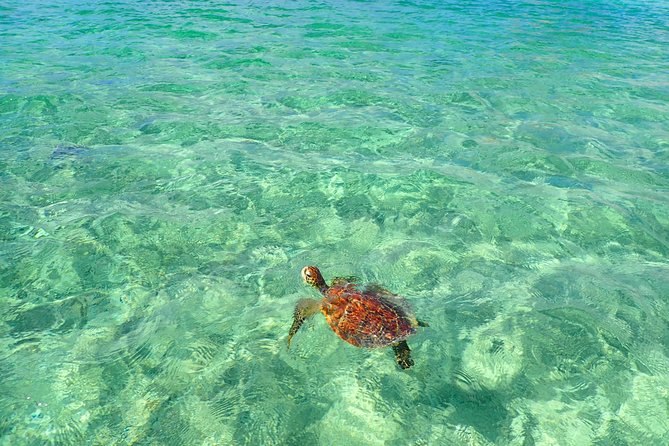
[305,271,312,278]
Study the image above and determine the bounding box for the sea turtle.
[288,266,428,369]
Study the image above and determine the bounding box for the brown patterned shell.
[320,282,417,348]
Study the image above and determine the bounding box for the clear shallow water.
[1,0,669,444]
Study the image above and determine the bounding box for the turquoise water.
[1,0,669,444]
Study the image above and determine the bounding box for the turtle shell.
[321,283,417,348]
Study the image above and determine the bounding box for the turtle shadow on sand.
[287,266,429,369]
[49,144,92,169]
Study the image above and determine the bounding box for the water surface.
[1,0,669,444]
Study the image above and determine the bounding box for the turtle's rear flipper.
[392,340,414,369]
[287,298,321,348]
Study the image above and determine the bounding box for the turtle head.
[301,266,328,292]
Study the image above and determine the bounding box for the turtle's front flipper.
[287,298,322,348]
[392,340,414,369]
[330,276,360,286]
